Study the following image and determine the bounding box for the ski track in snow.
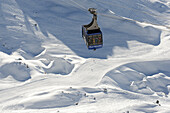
[0,0,170,113]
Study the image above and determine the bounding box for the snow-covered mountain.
[0,0,170,112]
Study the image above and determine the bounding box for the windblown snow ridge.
[100,60,170,96]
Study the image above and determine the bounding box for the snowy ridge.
[0,0,170,113]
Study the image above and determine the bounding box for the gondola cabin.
[82,8,103,50]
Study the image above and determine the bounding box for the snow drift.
[43,58,74,75]
[100,60,170,95]
[0,62,31,81]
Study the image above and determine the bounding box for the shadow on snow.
[14,0,161,59]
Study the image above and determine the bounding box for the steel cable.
[70,0,170,31]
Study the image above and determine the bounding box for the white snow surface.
[0,0,170,112]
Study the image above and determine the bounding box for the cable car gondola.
[82,8,103,50]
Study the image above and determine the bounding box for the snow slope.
[0,0,170,112]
